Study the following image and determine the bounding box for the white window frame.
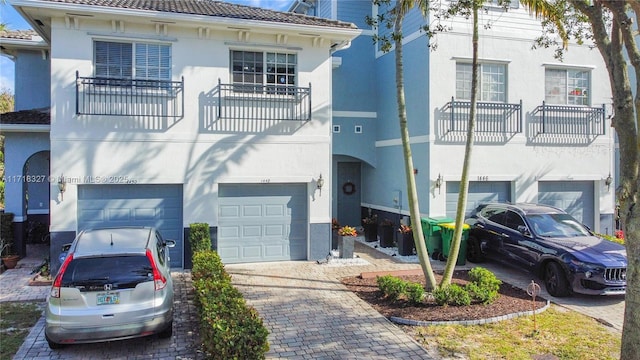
[545,67,591,106]
[456,62,507,102]
[94,40,171,81]
[231,50,298,93]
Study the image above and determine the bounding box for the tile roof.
[35,0,358,29]
[0,30,39,40]
[0,108,50,125]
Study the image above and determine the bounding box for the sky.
[0,0,295,94]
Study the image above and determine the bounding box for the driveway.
[6,242,623,359]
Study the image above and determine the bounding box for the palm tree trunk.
[394,6,437,290]
[440,1,479,286]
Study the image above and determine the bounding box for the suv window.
[481,207,507,225]
[505,211,526,231]
[61,256,153,292]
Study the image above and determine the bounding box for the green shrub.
[433,284,471,306]
[405,282,425,304]
[190,223,211,254]
[376,275,406,301]
[376,275,425,304]
[192,250,269,359]
[466,267,502,304]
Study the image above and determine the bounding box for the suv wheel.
[544,262,570,297]
[158,320,173,339]
[46,334,64,349]
[466,236,485,263]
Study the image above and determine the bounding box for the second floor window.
[456,62,506,102]
[231,50,297,93]
[94,41,171,81]
[545,68,590,106]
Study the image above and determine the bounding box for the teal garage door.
[446,181,511,219]
[538,181,595,229]
[77,184,184,268]
[218,183,308,264]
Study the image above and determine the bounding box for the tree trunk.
[394,6,437,290]
[571,1,640,357]
[440,1,479,287]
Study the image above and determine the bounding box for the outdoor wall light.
[605,173,613,191]
[434,173,443,194]
[58,174,67,201]
[316,174,325,195]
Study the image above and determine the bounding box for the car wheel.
[544,262,570,297]
[466,236,485,263]
[158,321,173,339]
[45,335,64,349]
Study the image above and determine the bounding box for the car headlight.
[570,259,603,274]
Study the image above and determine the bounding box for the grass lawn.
[410,304,621,359]
[0,301,43,360]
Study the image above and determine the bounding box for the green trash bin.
[421,217,454,260]
[440,222,470,265]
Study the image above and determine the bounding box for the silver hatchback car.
[45,227,175,349]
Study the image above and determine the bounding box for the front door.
[337,162,361,228]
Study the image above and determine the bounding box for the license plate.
[97,292,120,305]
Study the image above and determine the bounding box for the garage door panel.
[265,205,284,217]
[538,181,594,229]
[446,181,511,219]
[265,224,285,236]
[243,205,263,217]
[244,225,262,237]
[78,184,183,268]
[218,183,308,263]
[219,205,240,218]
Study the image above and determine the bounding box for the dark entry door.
[337,162,361,228]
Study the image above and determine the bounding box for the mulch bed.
[340,270,548,322]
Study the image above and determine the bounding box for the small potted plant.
[1,238,20,270]
[337,225,357,258]
[397,224,415,256]
[379,219,395,248]
[362,213,378,242]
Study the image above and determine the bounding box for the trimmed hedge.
[192,249,269,359]
[190,223,212,253]
[0,212,13,242]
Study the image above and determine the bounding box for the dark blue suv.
[465,203,627,297]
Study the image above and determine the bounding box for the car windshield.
[526,213,591,238]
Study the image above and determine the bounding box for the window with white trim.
[545,68,590,105]
[94,41,171,80]
[456,62,506,102]
[231,50,297,93]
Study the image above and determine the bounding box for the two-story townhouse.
[296,1,615,239]
[1,0,360,270]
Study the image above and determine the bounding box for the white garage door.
[217,183,308,264]
[446,181,511,219]
[77,184,184,268]
[538,181,595,229]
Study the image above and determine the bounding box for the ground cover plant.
[341,270,621,359]
[0,301,42,360]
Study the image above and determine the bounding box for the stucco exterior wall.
[46,16,334,234]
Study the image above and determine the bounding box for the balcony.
[216,79,311,121]
[445,97,522,134]
[76,72,184,118]
[533,102,605,135]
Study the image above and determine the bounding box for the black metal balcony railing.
[76,72,184,118]
[535,101,605,135]
[217,79,311,121]
[447,97,522,134]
